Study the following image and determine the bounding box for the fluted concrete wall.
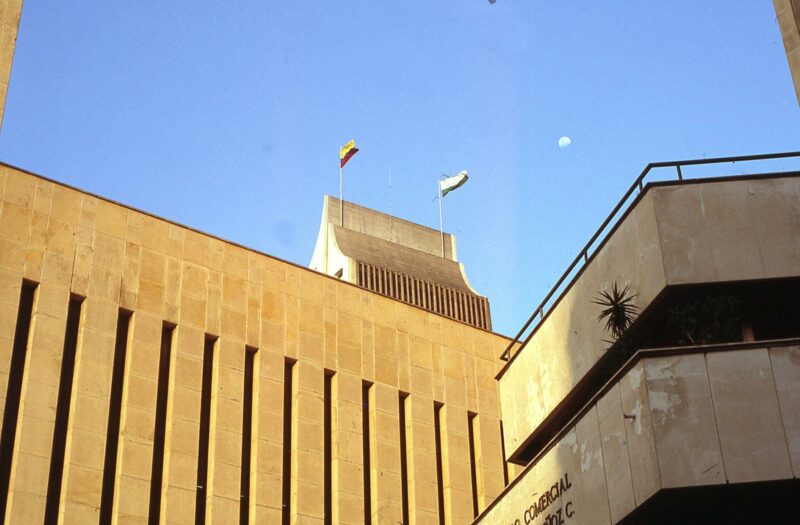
[0,164,512,524]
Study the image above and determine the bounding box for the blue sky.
[1,1,798,335]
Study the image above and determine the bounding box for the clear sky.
[1,1,798,336]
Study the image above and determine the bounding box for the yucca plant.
[593,282,639,342]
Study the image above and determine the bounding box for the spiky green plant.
[593,283,639,341]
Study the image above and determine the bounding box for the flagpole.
[339,163,343,226]
[438,178,444,257]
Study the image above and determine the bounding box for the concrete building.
[775,0,800,105]
[0,161,513,524]
[0,0,21,128]
[3,155,798,525]
[476,164,800,524]
[310,195,491,331]
[1,3,799,525]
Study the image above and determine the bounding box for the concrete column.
[252,348,284,523]
[61,296,117,523]
[292,359,324,523]
[474,414,506,512]
[6,284,70,524]
[208,338,245,523]
[113,311,162,523]
[332,371,364,524]
[406,395,439,524]
[369,382,402,523]
[161,324,205,524]
[59,205,127,523]
[441,405,474,525]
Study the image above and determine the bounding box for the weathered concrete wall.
[499,175,800,459]
[775,0,800,106]
[0,165,510,524]
[499,191,666,456]
[0,0,22,129]
[479,346,799,524]
[652,176,800,285]
[479,363,657,525]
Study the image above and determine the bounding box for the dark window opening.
[240,347,257,525]
[499,421,509,487]
[0,281,37,524]
[100,309,132,525]
[362,381,373,525]
[324,370,334,525]
[195,336,217,525]
[45,295,84,524]
[433,401,445,525]
[467,412,479,517]
[399,392,410,525]
[281,358,295,525]
[149,322,175,524]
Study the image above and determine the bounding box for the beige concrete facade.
[0,164,512,524]
[498,175,800,461]
[476,170,800,524]
[477,343,800,524]
[775,0,800,105]
[0,0,21,130]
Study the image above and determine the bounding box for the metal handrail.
[499,151,800,362]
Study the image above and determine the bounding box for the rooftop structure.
[310,195,492,330]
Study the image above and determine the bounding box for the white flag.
[439,170,468,197]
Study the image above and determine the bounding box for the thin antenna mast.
[438,177,445,257]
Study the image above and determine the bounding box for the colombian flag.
[340,140,359,168]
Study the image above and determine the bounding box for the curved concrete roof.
[333,225,477,293]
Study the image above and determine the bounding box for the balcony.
[479,338,800,524]
[497,152,800,464]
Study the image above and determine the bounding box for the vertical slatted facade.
[0,165,511,524]
[355,261,492,331]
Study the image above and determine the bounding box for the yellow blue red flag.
[340,140,359,168]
